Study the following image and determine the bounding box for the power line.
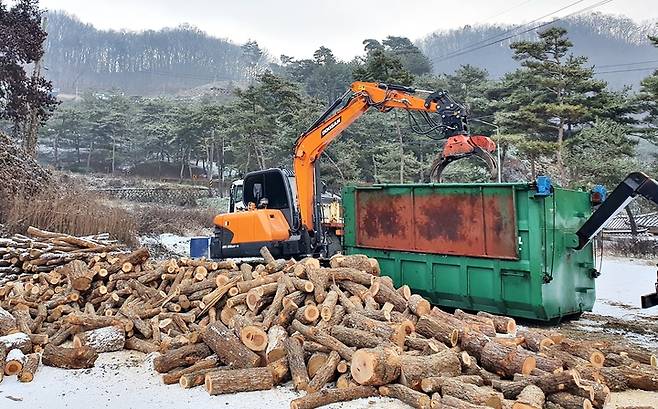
[595,59,658,69]
[594,66,658,75]
[438,0,587,61]
[434,0,614,63]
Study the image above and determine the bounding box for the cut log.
[415,315,459,347]
[307,350,341,393]
[294,305,319,325]
[291,320,354,360]
[442,378,503,409]
[12,304,32,334]
[337,372,358,389]
[289,386,378,409]
[320,290,338,321]
[546,393,593,409]
[124,337,159,354]
[205,367,274,395]
[379,384,431,409]
[0,346,6,383]
[476,311,517,334]
[330,325,389,349]
[480,341,536,377]
[201,320,260,368]
[263,356,286,386]
[179,367,228,389]
[330,254,380,275]
[350,346,400,386]
[73,325,125,353]
[342,312,406,347]
[574,379,610,409]
[440,395,492,409]
[4,348,25,375]
[286,336,310,391]
[512,384,545,409]
[162,355,220,384]
[42,344,98,369]
[493,370,580,399]
[400,350,461,388]
[154,343,211,373]
[0,332,33,354]
[18,353,40,383]
[518,330,554,352]
[0,307,17,336]
[555,340,605,368]
[407,294,430,317]
[265,325,288,364]
[66,259,96,291]
[307,352,329,378]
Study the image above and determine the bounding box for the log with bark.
[42,344,98,369]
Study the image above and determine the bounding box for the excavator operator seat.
[242,168,298,228]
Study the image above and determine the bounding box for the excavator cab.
[211,168,311,259]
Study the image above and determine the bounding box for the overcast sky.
[40,0,658,60]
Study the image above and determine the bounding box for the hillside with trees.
[419,13,658,89]
[44,11,266,95]
[2,6,656,197]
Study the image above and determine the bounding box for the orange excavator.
[210,81,497,259]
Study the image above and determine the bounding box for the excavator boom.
[293,81,496,233]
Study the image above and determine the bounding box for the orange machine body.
[213,209,290,244]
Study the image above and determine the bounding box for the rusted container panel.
[355,185,518,259]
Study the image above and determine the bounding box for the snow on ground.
[0,351,404,409]
[140,234,191,257]
[594,256,657,319]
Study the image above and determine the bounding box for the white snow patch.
[0,350,405,409]
[140,234,190,257]
[594,257,658,319]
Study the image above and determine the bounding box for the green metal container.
[342,183,597,321]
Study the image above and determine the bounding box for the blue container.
[190,237,210,258]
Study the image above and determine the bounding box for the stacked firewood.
[1,239,657,409]
[0,226,127,286]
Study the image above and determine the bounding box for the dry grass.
[134,204,216,236]
[4,185,138,245]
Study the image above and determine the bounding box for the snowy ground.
[2,256,658,408]
[593,256,657,319]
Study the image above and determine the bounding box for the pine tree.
[505,27,607,173]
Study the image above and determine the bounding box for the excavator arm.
[573,172,658,308]
[293,81,496,233]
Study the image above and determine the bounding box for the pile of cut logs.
[0,226,127,286]
[1,229,657,409]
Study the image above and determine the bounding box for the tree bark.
[204,367,274,395]
[153,343,211,373]
[379,384,431,409]
[73,325,125,353]
[350,346,400,386]
[513,384,545,409]
[201,320,260,368]
[307,350,340,393]
[442,378,503,409]
[286,335,310,391]
[400,350,461,389]
[289,386,378,409]
[18,353,40,383]
[42,344,98,369]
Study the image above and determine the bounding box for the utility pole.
[24,15,48,158]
